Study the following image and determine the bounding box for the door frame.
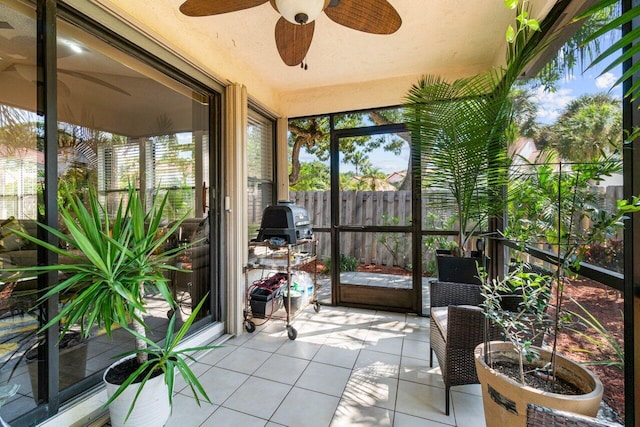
[329,122,423,314]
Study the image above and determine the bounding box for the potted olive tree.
[475,151,640,426]
[4,186,214,427]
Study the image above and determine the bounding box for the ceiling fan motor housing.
[294,13,309,24]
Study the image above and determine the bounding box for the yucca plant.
[3,185,214,422]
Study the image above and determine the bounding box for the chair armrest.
[430,281,483,308]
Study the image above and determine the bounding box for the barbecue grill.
[256,201,313,244]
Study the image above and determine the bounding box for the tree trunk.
[134,283,148,365]
[289,136,304,186]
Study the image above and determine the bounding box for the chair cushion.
[431,306,448,336]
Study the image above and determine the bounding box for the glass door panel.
[335,132,418,311]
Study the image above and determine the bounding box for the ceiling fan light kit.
[179,0,402,67]
[275,0,326,24]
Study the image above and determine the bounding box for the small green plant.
[423,212,458,275]
[566,297,623,370]
[322,254,359,273]
[377,214,410,268]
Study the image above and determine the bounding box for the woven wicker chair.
[526,403,619,426]
[429,280,502,415]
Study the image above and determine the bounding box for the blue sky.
[532,63,622,124]
[300,52,625,175]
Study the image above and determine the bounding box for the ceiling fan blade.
[324,0,401,35]
[179,0,268,17]
[58,69,131,96]
[275,17,315,66]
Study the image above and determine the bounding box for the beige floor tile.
[223,376,292,420]
[243,330,287,353]
[453,383,481,397]
[216,346,273,375]
[162,307,485,427]
[451,389,486,426]
[196,344,238,366]
[354,349,400,378]
[402,325,430,343]
[201,407,268,427]
[172,360,213,393]
[343,370,398,410]
[295,361,352,397]
[369,318,407,333]
[374,311,407,324]
[259,319,291,335]
[399,356,445,388]
[405,314,430,329]
[271,387,340,427]
[395,380,455,425]
[329,325,369,342]
[276,338,323,360]
[312,338,362,369]
[362,331,404,355]
[165,393,218,426]
[226,331,256,346]
[293,320,335,343]
[254,353,309,385]
[401,338,430,360]
[330,399,394,427]
[189,366,249,405]
[394,412,452,427]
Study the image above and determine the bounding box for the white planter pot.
[474,341,603,427]
[103,355,171,427]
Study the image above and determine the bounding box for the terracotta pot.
[474,341,603,427]
[103,355,170,427]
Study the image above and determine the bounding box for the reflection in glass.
[247,110,274,241]
[53,16,211,402]
[0,3,213,420]
[0,2,41,421]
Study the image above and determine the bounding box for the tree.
[549,93,622,162]
[287,109,408,188]
[532,3,618,90]
[288,117,330,187]
[510,86,540,139]
[289,161,330,191]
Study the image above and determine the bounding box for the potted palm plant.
[403,0,546,283]
[475,151,640,426]
[3,186,214,427]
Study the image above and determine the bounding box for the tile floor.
[166,305,486,427]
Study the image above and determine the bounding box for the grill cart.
[244,237,319,340]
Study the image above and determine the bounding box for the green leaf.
[505,0,518,10]
[506,25,516,42]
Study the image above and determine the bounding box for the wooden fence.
[288,186,624,271]
[290,190,442,268]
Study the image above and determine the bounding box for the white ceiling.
[169,0,523,90]
[94,0,558,114]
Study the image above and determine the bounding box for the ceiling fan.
[179,0,402,68]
